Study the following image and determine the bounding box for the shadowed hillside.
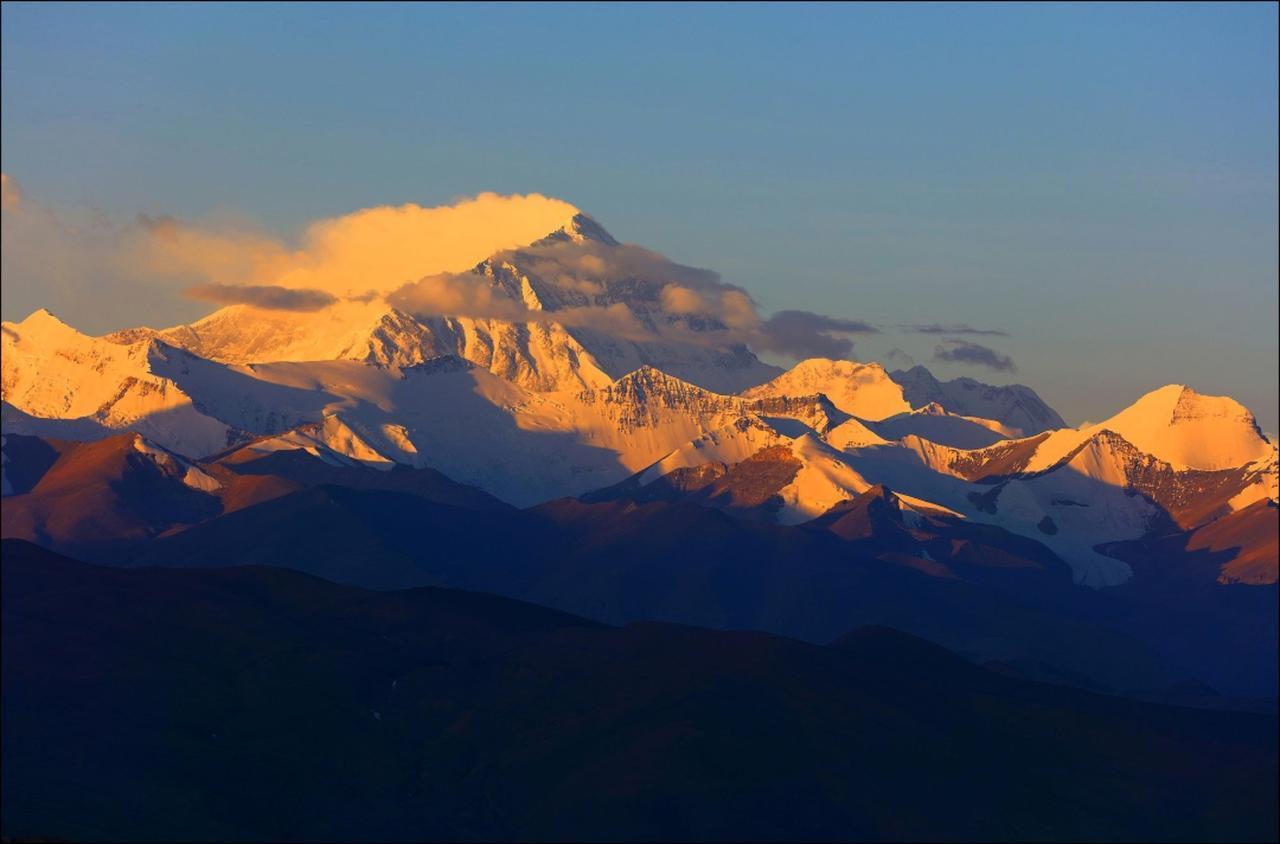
[3,540,1276,842]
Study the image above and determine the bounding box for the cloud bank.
[2,175,876,360]
[134,192,581,298]
[754,311,878,359]
[387,238,875,360]
[933,339,1018,373]
[1,176,581,331]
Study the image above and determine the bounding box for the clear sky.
[2,2,1276,429]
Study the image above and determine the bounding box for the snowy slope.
[1232,448,1279,510]
[910,386,1277,512]
[1091,384,1273,471]
[825,417,893,451]
[140,300,444,370]
[185,361,781,506]
[1004,385,1274,476]
[2,306,786,506]
[623,421,1167,584]
[962,433,1162,587]
[635,416,788,484]
[772,434,877,524]
[227,415,400,471]
[889,365,1066,435]
[798,433,1145,584]
[838,426,1275,585]
[865,402,1016,449]
[740,358,911,421]
[2,310,237,457]
[628,423,970,527]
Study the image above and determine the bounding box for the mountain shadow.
[3,540,1275,843]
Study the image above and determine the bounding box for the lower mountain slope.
[1102,499,1279,589]
[1092,499,1279,699]
[805,484,1076,586]
[126,485,1196,696]
[0,432,67,495]
[0,433,223,560]
[0,432,508,563]
[581,443,1279,697]
[5,426,1274,697]
[4,540,1275,843]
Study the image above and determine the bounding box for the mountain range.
[3,206,1278,840]
[4,213,1274,582]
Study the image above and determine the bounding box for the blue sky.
[2,2,1276,427]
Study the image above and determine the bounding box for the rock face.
[462,219,782,393]
[889,364,1066,435]
[576,366,743,432]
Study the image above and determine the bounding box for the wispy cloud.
[901,322,1010,337]
[185,283,338,312]
[754,311,878,359]
[933,339,1017,373]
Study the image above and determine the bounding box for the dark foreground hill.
[3,539,1275,842]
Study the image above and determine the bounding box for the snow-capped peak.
[1093,384,1272,471]
[16,307,58,323]
[7,308,83,342]
[533,212,620,247]
[741,358,912,421]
